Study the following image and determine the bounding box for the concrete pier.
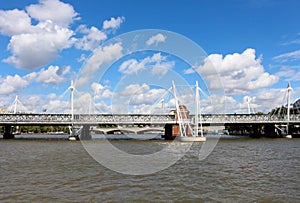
[3,125,14,139]
[79,125,92,140]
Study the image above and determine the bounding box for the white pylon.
[287,82,292,122]
[246,96,251,114]
[10,95,25,114]
[69,80,75,121]
[161,98,165,114]
[14,95,18,114]
[172,80,184,136]
[195,81,199,137]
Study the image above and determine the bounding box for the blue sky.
[0,0,299,114]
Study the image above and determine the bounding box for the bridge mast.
[195,81,199,137]
[161,98,165,114]
[287,82,292,122]
[287,82,292,136]
[11,95,24,114]
[69,80,75,121]
[246,97,251,114]
[172,80,184,136]
[195,81,204,137]
[13,95,19,114]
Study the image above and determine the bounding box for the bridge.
[1,81,299,139]
[1,113,300,125]
[1,113,300,139]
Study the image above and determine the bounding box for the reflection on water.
[0,134,299,202]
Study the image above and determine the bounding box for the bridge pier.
[3,125,14,139]
[79,125,92,140]
[249,124,265,138]
[264,124,276,137]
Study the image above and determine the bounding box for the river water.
[0,134,299,202]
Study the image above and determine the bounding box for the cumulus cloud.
[200,94,235,114]
[120,83,150,96]
[4,20,75,69]
[75,25,107,51]
[35,65,70,84]
[77,42,123,86]
[0,9,33,36]
[146,33,166,46]
[254,88,289,113]
[118,52,175,75]
[43,99,69,113]
[187,48,278,94]
[115,83,168,113]
[0,0,77,69]
[26,0,78,27]
[0,2,125,70]
[0,64,70,96]
[102,16,125,30]
[0,75,30,95]
[91,82,113,99]
[119,59,146,75]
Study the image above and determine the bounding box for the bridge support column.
[79,125,92,140]
[250,124,263,138]
[264,124,276,138]
[163,124,178,140]
[3,125,14,139]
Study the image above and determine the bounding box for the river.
[0,134,299,202]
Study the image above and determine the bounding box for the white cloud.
[0,9,33,36]
[275,65,300,81]
[116,83,168,113]
[254,88,288,113]
[102,16,125,30]
[35,65,70,84]
[77,42,123,86]
[118,52,175,75]
[91,82,113,99]
[0,3,126,71]
[119,59,145,75]
[75,25,107,51]
[3,20,75,69]
[0,64,70,96]
[146,33,166,46]
[22,95,46,113]
[0,75,30,95]
[273,50,300,62]
[183,67,196,74]
[0,0,77,70]
[120,83,150,96]
[26,0,78,27]
[43,99,69,113]
[94,100,112,114]
[190,48,278,94]
[201,94,235,114]
[152,60,175,75]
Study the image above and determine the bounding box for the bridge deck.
[0,114,299,125]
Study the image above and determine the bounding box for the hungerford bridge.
[1,113,300,139]
[1,81,300,139]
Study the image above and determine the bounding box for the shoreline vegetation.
[0,126,69,134]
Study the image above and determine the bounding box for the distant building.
[0,107,9,114]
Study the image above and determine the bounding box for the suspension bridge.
[1,82,299,139]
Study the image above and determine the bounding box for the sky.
[0,0,299,115]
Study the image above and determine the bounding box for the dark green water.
[0,135,299,202]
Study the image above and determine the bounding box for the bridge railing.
[75,114,175,124]
[0,113,299,124]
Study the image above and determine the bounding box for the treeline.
[0,126,69,134]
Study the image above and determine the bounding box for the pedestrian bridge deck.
[0,113,299,125]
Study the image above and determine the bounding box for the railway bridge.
[1,113,300,139]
